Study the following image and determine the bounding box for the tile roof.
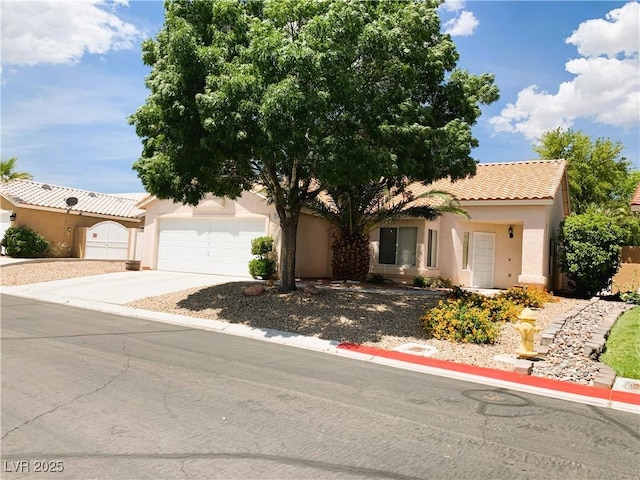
[409,159,567,204]
[631,183,640,210]
[0,179,145,219]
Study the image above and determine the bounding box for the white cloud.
[565,2,639,58]
[0,0,141,66]
[443,10,479,37]
[441,0,466,13]
[490,1,640,141]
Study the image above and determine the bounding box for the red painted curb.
[337,342,640,406]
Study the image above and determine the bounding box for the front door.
[472,232,495,288]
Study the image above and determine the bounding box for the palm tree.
[307,179,469,281]
[1,157,33,182]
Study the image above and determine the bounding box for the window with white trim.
[427,229,438,268]
[379,227,417,266]
[462,232,470,269]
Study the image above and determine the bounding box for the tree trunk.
[279,215,299,293]
[331,232,370,281]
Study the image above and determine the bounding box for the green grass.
[600,307,640,379]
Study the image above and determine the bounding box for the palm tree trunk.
[331,233,370,281]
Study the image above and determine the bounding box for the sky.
[1,0,639,194]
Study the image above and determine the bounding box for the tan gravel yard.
[1,260,125,286]
[1,260,586,372]
[127,282,585,371]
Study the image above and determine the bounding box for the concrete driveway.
[1,270,253,305]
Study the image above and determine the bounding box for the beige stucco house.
[138,159,570,290]
[370,160,570,290]
[0,179,145,259]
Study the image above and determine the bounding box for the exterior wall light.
[9,213,16,222]
[508,225,514,238]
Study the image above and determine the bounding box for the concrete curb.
[2,288,638,414]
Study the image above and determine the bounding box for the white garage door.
[157,218,266,276]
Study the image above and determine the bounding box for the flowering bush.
[495,287,558,308]
[422,285,559,344]
[422,299,501,344]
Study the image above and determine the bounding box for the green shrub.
[250,236,274,256]
[413,276,451,288]
[558,211,625,297]
[248,236,276,279]
[248,258,276,280]
[1,225,49,257]
[368,274,393,285]
[422,299,500,344]
[619,291,640,305]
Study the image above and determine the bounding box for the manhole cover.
[482,393,505,402]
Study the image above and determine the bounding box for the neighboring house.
[139,159,570,290]
[0,179,145,259]
[631,183,640,213]
[612,182,640,293]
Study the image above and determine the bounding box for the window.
[379,227,417,266]
[462,232,470,269]
[427,229,438,268]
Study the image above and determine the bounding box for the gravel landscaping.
[128,281,586,371]
[1,260,587,372]
[0,260,125,286]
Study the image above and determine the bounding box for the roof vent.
[65,197,78,207]
[41,184,52,190]
[88,192,97,197]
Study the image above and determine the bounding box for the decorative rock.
[531,299,631,386]
[243,285,266,296]
[304,284,319,295]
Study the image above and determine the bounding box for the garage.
[156,217,266,276]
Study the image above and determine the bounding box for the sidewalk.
[2,269,639,414]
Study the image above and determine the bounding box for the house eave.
[458,199,554,207]
[4,202,142,223]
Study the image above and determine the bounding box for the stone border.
[536,297,630,389]
[538,297,599,348]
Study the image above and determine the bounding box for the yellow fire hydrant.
[514,307,540,359]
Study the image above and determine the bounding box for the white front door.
[85,221,129,259]
[472,232,495,288]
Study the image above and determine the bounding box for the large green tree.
[1,157,33,183]
[130,0,498,292]
[534,128,636,214]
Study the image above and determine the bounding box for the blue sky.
[1,0,638,194]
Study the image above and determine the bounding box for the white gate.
[0,210,11,255]
[85,221,129,259]
[472,232,495,288]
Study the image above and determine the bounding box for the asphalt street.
[1,294,639,479]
